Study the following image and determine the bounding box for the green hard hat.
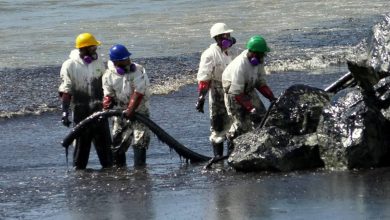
[246,35,271,53]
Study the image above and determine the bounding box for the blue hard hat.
[109,44,131,61]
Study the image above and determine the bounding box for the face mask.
[82,53,98,64]
[221,37,236,49]
[249,57,260,66]
[116,63,136,75]
[116,66,125,75]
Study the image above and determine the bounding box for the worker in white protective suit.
[222,35,277,154]
[58,33,113,169]
[102,44,151,167]
[196,23,239,158]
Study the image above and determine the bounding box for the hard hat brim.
[210,29,234,38]
[250,47,271,53]
[75,40,101,49]
[111,56,131,62]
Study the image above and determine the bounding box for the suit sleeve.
[197,50,214,82]
[58,60,73,94]
[256,64,267,87]
[102,70,115,97]
[134,67,149,95]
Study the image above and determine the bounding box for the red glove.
[124,92,144,119]
[103,96,114,110]
[235,93,255,112]
[257,85,276,102]
[197,81,210,94]
[196,81,209,113]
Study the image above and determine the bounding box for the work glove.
[103,95,115,110]
[61,112,71,127]
[258,85,276,102]
[123,92,144,120]
[270,96,277,104]
[235,93,255,113]
[195,95,205,113]
[249,108,262,124]
[196,81,209,113]
[60,92,71,127]
[122,109,135,120]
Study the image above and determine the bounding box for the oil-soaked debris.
[229,62,390,172]
[229,85,329,172]
[228,13,390,172]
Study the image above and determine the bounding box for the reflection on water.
[62,169,154,220]
[143,168,390,220]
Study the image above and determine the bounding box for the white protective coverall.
[59,49,106,109]
[197,43,239,144]
[58,49,112,169]
[102,61,151,165]
[222,49,267,138]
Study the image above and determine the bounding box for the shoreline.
[0,60,347,119]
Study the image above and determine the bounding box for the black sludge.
[228,85,329,172]
[228,63,390,172]
[318,61,390,169]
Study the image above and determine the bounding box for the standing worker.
[102,44,151,167]
[222,35,277,154]
[58,33,113,169]
[196,23,239,158]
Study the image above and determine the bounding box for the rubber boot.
[227,139,235,155]
[113,150,127,167]
[133,146,146,167]
[212,142,224,157]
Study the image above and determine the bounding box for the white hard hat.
[210,23,233,38]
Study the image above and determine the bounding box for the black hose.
[61,110,211,163]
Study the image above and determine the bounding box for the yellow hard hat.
[75,33,101,49]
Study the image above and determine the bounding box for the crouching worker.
[102,44,151,167]
[58,33,113,169]
[222,35,277,154]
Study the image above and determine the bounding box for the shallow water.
[2,69,390,219]
[2,1,390,219]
